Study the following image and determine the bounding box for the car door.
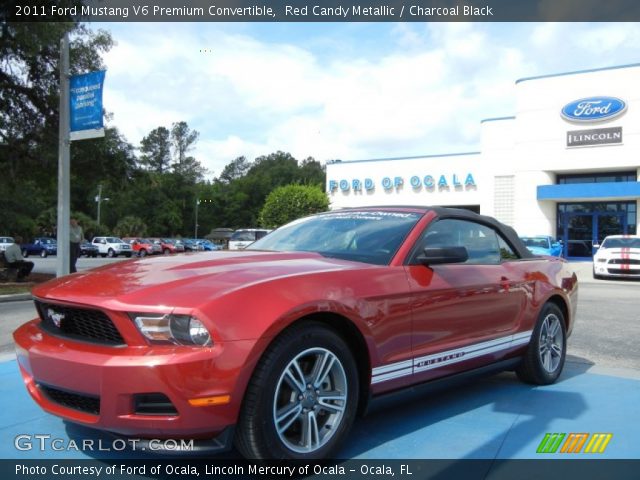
[404,218,527,384]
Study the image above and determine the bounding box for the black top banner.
[4,0,640,22]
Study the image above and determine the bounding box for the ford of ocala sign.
[561,97,626,123]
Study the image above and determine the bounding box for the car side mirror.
[416,246,469,266]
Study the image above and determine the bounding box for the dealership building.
[326,63,640,259]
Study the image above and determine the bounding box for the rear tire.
[107,249,115,258]
[516,303,566,385]
[235,322,359,459]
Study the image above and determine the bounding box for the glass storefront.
[557,202,637,258]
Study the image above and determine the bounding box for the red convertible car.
[14,207,577,459]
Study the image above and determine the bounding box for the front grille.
[607,268,640,275]
[39,384,100,415]
[608,259,640,265]
[35,301,125,346]
[134,393,178,416]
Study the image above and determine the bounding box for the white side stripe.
[371,330,533,384]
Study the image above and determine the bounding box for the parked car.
[228,228,271,250]
[0,236,15,252]
[123,238,161,257]
[150,238,185,255]
[80,241,99,258]
[520,235,563,257]
[593,234,640,279]
[14,207,577,459]
[181,239,201,252]
[195,239,219,251]
[91,236,133,258]
[21,237,57,258]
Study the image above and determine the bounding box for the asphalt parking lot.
[0,260,638,464]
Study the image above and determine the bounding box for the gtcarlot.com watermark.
[14,434,194,452]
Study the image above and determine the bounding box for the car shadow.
[338,364,588,461]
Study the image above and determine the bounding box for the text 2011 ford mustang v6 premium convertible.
[14,207,577,459]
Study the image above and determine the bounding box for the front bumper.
[594,261,640,277]
[13,320,257,440]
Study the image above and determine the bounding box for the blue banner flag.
[69,70,106,141]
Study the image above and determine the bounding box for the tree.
[259,184,329,229]
[171,121,199,164]
[139,127,171,173]
[219,156,250,184]
[0,20,113,236]
[171,121,205,181]
[113,216,148,237]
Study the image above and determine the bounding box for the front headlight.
[131,313,212,346]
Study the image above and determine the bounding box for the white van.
[228,229,271,250]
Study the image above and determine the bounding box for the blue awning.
[537,181,640,201]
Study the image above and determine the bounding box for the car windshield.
[601,237,640,249]
[248,211,422,265]
[106,237,124,243]
[231,231,257,241]
[520,236,550,249]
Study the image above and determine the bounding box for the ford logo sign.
[561,96,626,123]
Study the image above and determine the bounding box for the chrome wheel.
[273,347,348,454]
[538,313,563,373]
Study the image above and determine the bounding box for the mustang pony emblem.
[47,309,65,328]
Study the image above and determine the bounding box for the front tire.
[235,322,359,459]
[107,249,115,258]
[40,250,48,258]
[517,303,567,385]
[22,250,29,258]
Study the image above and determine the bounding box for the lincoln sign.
[566,127,622,148]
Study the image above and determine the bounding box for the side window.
[413,218,502,265]
[498,235,519,261]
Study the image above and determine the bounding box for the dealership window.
[556,171,637,184]
[556,202,637,257]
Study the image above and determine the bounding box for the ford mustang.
[593,234,640,279]
[14,207,578,459]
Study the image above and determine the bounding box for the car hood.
[595,247,640,258]
[32,251,370,310]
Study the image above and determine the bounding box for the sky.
[94,22,640,178]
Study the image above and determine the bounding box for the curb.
[0,293,32,303]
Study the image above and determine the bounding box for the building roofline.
[516,62,640,84]
[328,151,481,165]
[480,116,516,123]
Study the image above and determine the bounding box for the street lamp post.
[96,184,110,226]
[194,198,201,239]
[195,199,213,239]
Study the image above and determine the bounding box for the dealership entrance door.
[558,201,637,259]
